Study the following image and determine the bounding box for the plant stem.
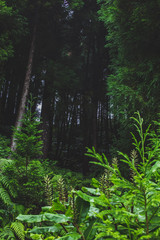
[73,223,85,240]
[60,223,68,233]
[144,190,149,238]
[140,119,145,164]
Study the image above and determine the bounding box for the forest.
[1,0,160,239]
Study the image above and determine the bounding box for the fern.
[0,175,17,198]
[0,158,13,170]
[11,221,25,240]
[0,183,12,205]
[0,225,16,240]
[0,158,17,206]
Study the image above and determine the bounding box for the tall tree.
[97,0,160,152]
[0,0,27,129]
[10,6,38,151]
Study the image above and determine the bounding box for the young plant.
[12,95,43,178]
[4,96,45,209]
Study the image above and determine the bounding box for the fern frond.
[0,174,17,198]
[0,158,14,170]
[0,183,12,205]
[11,221,25,240]
[0,225,16,240]
[13,203,25,216]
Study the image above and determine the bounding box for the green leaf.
[76,196,90,224]
[82,187,101,196]
[11,221,25,240]
[17,214,42,223]
[43,213,71,223]
[52,200,66,212]
[30,226,61,234]
[55,232,81,240]
[84,218,96,240]
[149,161,160,174]
[41,206,52,212]
[77,190,108,207]
[17,213,71,223]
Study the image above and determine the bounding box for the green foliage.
[11,221,25,240]
[12,96,43,165]
[0,135,11,158]
[0,221,25,240]
[16,173,95,239]
[19,160,45,208]
[12,96,43,180]
[17,113,160,239]
[3,159,45,210]
[0,225,16,240]
[97,0,160,152]
[0,0,27,62]
[2,97,45,209]
[85,113,160,239]
[0,158,25,240]
[0,158,16,206]
[69,0,84,10]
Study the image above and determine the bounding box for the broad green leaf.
[41,206,52,212]
[30,233,43,240]
[43,213,71,223]
[17,214,43,223]
[30,226,61,234]
[84,218,96,240]
[55,232,81,240]
[82,187,101,195]
[76,196,90,224]
[17,213,71,223]
[76,190,93,203]
[77,190,109,207]
[88,205,99,217]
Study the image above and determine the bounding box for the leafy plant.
[0,158,16,207]
[12,95,43,178]
[16,113,160,239]
[2,96,45,210]
[0,135,11,158]
[85,112,160,239]
[17,176,95,240]
[0,158,25,240]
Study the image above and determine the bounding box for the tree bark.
[11,11,38,152]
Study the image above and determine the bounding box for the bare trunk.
[11,13,38,152]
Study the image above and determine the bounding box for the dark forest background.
[1,0,160,174]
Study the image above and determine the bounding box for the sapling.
[12,96,43,178]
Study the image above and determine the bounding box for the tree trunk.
[11,11,38,152]
[41,82,54,159]
[92,96,98,150]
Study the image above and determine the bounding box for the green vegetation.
[1,0,160,239]
[3,112,159,240]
